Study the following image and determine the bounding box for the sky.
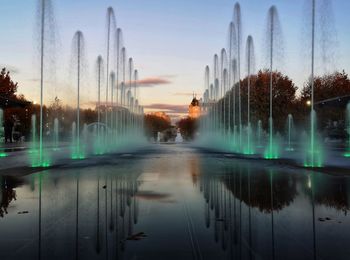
[1,0,350,120]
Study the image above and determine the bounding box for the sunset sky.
[1,0,350,119]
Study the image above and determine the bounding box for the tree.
[0,68,18,99]
[300,71,350,129]
[301,71,350,102]
[144,114,171,140]
[177,117,198,140]
[239,70,297,133]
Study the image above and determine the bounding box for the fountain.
[71,31,86,160]
[115,28,123,135]
[232,59,238,151]
[105,7,116,132]
[71,122,77,159]
[227,22,237,140]
[109,71,116,142]
[264,6,282,160]
[345,103,350,157]
[53,118,59,151]
[30,115,40,166]
[243,35,255,155]
[35,0,57,167]
[286,114,294,151]
[305,0,323,167]
[222,68,228,136]
[0,109,6,157]
[257,120,263,148]
[95,56,104,155]
[233,3,243,150]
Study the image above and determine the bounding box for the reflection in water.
[0,176,20,218]
[0,146,350,259]
[17,163,142,259]
[199,157,350,260]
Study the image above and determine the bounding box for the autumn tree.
[144,114,171,140]
[0,68,18,99]
[177,117,198,140]
[238,70,297,133]
[297,71,350,129]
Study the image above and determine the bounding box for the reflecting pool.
[0,145,349,259]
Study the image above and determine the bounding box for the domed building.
[189,96,200,119]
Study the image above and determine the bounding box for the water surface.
[0,145,349,260]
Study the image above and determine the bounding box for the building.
[189,96,200,119]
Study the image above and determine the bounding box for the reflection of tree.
[222,168,297,213]
[199,163,297,258]
[0,176,23,218]
[303,173,350,214]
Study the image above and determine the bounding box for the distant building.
[189,96,200,119]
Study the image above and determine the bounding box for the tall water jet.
[233,3,243,149]
[71,31,86,160]
[220,49,228,98]
[109,71,116,138]
[71,122,77,159]
[227,22,237,137]
[115,28,123,134]
[222,68,228,135]
[213,54,219,81]
[128,58,134,93]
[30,115,38,166]
[305,0,323,167]
[244,35,255,155]
[344,103,350,157]
[53,118,59,151]
[286,114,294,151]
[0,109,6,157]
[257,120,263,148]
[214,79,220,132]
[81,124,88,157]
[264,6,282,159]
[203,66,210,132]
[232,59,238,150]
[95,56,104,155]
[134,70,138,101]
[35,0,57,167]
[205,66,210,95]
[121,48,127,89]
[105,7,117,130]
[209,83,214,131]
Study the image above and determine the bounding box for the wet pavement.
[0,144,349,260]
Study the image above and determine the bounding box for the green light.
[344,152,350,158]
[71,152,85,160]
[264,143,279,159]
[31,161,51,168]
[285,147,295,152]
[243,146,255,155]
[304,149,323,168]
[41,162,51,167]
[29,148,51,168]
[0,153,7,158]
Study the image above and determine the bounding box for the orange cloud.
[126,77,171,87]
[143,103,188,113]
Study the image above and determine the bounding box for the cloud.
[126,77,172,87]
[144,103,188,114]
